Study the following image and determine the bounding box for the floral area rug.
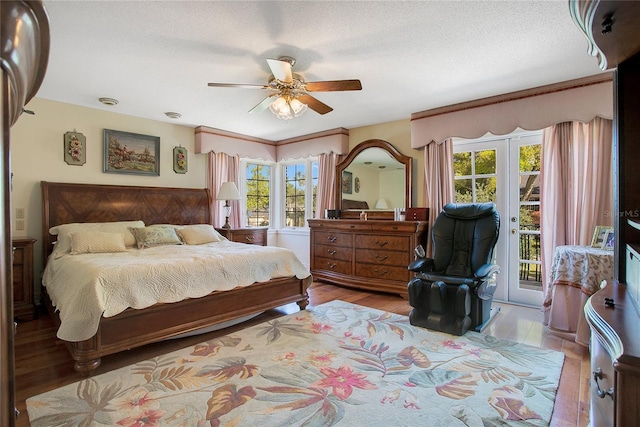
[27,300,564,426]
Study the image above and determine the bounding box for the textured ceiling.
[35,0,604,141]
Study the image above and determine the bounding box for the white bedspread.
[43,241,310,342]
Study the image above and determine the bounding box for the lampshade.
[269,95,308,120]
[375,198,389,209]
[217,182,241,200]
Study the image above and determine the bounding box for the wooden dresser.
[12,238,36,321]
[584,282,640,427]
[215,227,267,246]
[570,2,640,426]
[308,219,428,297]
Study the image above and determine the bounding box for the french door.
[453,130,543,306]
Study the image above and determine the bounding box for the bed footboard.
[45,276,310,374]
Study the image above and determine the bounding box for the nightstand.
[215,227,267,246]
[12,238,37,321]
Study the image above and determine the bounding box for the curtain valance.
[410,74,613,148]
[195,126,349,161]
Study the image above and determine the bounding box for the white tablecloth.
[543,245,614,346]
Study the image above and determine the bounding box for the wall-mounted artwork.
[103,129,160,176]
[342,170,352,194]
[173,146,188,174]
[64,131,86,166]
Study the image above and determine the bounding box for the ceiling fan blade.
[305,80,362,92]
[297,94,333,115]
[248,95,277,113]
[208,83,269,89]
[266,58,293,82]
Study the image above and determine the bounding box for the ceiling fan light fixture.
[269,95,307,120]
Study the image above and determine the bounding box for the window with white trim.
[244,162,272,227]
[282,158,318,227]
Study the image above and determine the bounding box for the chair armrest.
[474,264,501,279]
[408,258,435,272]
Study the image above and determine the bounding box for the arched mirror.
[335,139,412,219]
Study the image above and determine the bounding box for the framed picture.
[64,131,86,166]
[342,170,352,194]
[603,231,615,250]
[103,129,160,176]
[173,146,188,174]
[591,225,613,248]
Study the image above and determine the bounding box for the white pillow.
[70,231,127,254]
[176,224,224,245]
[50,220,145,257]
[130,226,183,249]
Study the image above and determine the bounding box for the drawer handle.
[327,236,337,243]
[374,268,388,276]
[328,262,337,269]
[593,368,614,400]
[327,249,337,256]
[245,236,254,241]
[374,240,388,247]
[375,254,388,261]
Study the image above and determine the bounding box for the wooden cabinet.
[308,219,428,296]
[12,238,36,321]
[216,227,267,246]
[571,3,640,426]
[584,282,640,427]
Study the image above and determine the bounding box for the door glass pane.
[455,178,473,202]
[453,152,471,176]
[518,143,541,291]
[519,144,541,172]
[475,149,496,174]
[475,177,497,203]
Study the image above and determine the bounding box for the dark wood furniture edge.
[41,181,310,374]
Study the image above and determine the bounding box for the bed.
[41,181,311,374]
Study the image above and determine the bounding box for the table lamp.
[217,182,241,228]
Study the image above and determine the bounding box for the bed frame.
[41,181,310,374]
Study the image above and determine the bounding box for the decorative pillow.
[176,224,224,245]
[70,231,127,254]
[50,220,145,257]
[130,226,183,249]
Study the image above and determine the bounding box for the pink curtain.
[315,152,340,218]
[541,117,613,318]
[423,138,454,256]
[207,152,241,228]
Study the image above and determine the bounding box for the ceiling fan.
[207,56,362,120]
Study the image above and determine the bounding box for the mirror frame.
[335,139,412,217]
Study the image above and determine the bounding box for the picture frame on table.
[603,230,615,250]
[103,129,160,176]
[590,225,613,248]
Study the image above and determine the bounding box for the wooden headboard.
[41,181,211,258]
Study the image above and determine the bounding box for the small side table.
[215,227,267,246]
[12,237,37,321]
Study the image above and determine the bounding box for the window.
[245,163,271,227]
[283,159,318,227]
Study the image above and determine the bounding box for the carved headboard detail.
[41,181,211,258]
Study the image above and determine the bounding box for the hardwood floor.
[14,282,590,426]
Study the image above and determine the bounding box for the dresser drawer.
[357,234,410,251]
[590,333,615,427]
[232,229,265,245]
[313,256,352,274]
[313,231,352,247]
[355,263,410,281]
[316,244,352,261]
[356,248,409,266]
